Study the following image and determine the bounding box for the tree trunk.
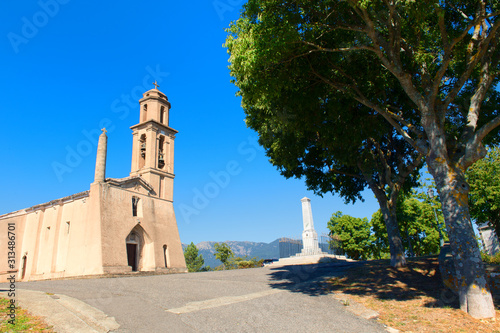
[494,221,500,247]
[428,160,495,319]
[405,227,415,258]
[380,203,407,267]
[368,181,407,267]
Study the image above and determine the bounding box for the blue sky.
[0,0,380,244]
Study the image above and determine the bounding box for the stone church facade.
[0,86,187,282]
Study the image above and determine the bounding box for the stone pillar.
[300,197,321,256]
[301,197,315,231]
[94,129,107,183]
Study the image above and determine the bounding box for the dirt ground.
[326,257,500,333]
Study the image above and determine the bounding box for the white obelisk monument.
[299,197,323,256]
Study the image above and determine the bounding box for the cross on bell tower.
[130,84,177,200]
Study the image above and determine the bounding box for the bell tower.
[130,82,177,200]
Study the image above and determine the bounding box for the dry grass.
[326,257,500,333]
[0,298,54,332]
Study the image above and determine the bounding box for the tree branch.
[309,65,428,155]
[444,15,500,110]
[470,114,500,152]
[299,40,375,53]
[369,137,394,189]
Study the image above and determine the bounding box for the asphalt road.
[4,261,388,332]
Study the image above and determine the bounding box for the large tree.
[467,146,500,236]
[226,1,500,318]
[226,4,425,268]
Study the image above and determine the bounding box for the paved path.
[1,260,388,332]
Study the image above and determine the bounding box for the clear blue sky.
[0,0,380,244]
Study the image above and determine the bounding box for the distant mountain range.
[182,239,281,268]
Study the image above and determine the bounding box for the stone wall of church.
[98,183,186,273]
[0,191,104,282]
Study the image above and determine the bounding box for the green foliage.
[229,256,264,269]
[481,251,500,265]
[225,0,423,205]
[184,242,205,272]
[467,147,500,236]
[213,242,234,269]
[213,256,263,270]
[327,211,374,260]
[371,191,448,257]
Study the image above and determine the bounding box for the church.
[0,85,187,282]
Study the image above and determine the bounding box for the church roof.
[105,175,156,195]
[0,190,90,219]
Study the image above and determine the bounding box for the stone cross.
[153,81,160,90]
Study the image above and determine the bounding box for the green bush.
[481,251,500,265]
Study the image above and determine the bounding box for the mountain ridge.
[182,239,281,268]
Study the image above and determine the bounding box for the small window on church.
[132,196,143,217]
[66,221,70,234]
[160,106,165,124]
[132,196,139,216]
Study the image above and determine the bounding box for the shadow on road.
[266,259,362,296]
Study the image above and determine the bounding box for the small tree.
[467,147,500,237]
[214,242,234,269]
[184,242,204,273]
[371,192,447,257]
[327,212,374,260]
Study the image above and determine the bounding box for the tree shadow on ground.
[267,257,500,310]
[269,256,496,310]
[266,259,365,297]
[338,257,463,309]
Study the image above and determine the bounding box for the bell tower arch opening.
[139,134,146,169]
[158,135,165,170]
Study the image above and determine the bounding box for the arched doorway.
[126,231,140,271]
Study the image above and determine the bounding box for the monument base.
[296,248,326,257]
[274,254,351,266]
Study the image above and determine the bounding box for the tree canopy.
[226,0,500,317]
[226,0,429,268]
